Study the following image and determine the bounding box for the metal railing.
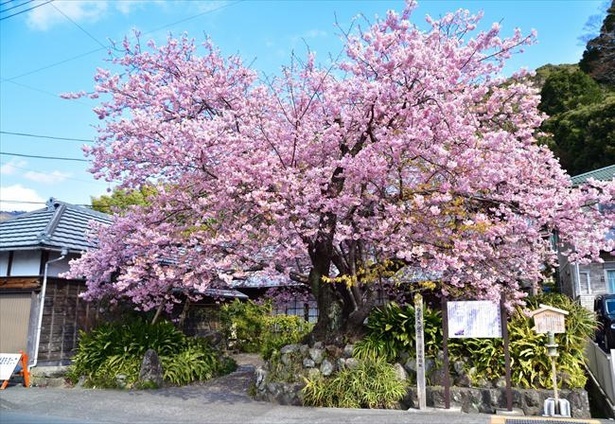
[585,340,615,405]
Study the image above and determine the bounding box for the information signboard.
[0,354,21,381]
[529,304,568,334]
[447,300,502,338]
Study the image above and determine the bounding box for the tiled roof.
[571,164,615,186]
[0,198,112,252]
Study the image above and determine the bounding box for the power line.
[0,0,52,21]
[0,199,47,205]
[0,158,106,186]
[3,0,243,82]
[0,151,88,162]
[0,199,97,209]
[1,0,35,14]
[146,0,243,34]
[0,79,94,110]
[50,2,108,50]
[0,130,94,143]
[2,48,104,82]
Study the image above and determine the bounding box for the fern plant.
[302,358,408,408]
[68,317,234,389]
[353,302,442,362]
[354,293,596,390]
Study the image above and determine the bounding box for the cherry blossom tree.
[67,2,615,340]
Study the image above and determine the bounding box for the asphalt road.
[0,363,496,424]
[0,360,609,424]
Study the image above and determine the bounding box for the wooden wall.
[36,279,98,366]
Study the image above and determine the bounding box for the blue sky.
[0,0,608,212]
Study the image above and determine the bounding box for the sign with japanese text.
[447,300,502,338]
[0,354,21,381]
[530,305,568,334]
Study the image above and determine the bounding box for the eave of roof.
[571,164,615,186]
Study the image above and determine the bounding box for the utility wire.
[51,2,108,50]
[0,200,47,205]
[0,158,107,185]
[0,0,52,21]
[146,0,242,34]
[0,79,94,109]
[0,130,94,143]
[0,199,98,209]
[0,151,88,162]
[1,0,35,14]
[3,0,243,81]
[2,48,104,82]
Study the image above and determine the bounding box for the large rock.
[139,349,164,389]
[393,363,408,381]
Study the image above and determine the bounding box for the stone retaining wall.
[253,343,590,418]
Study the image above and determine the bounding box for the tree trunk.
[307,268,373,345]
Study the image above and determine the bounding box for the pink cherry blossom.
[66,1,614,339]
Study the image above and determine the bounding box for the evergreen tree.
[580,0,615,86]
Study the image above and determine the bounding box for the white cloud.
[195,1,230,13]
[25,0,177,31]
[27,0,109,31]
[0,185,46,212]
[303,29,328,39]
[24,170,71,184]
[115,1,142,15]
[0,159,70,184]
[0,159,28,175]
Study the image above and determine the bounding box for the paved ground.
[0,355,609,424]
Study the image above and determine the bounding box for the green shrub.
[353,302,442,362]
[85,353,142,389]
[220,300,272,352]
[354,293,596,389]
[302,358,408,408]
[511,293,595,389]
[161,339,223,386]
[220,299,312,358]
[68,317,234,389]
[261,315,314,360]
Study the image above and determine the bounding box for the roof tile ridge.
[39,200,66,242]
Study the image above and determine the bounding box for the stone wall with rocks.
[252,342,590,418]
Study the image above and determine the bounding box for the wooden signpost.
[0,351,30,390]
[529,304,569,417]
[415,293,427,410]
[529,304,568,335]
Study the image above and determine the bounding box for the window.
[580,271,591,294]
[275,298,318,323]
[607,270,615,293]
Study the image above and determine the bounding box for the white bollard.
[543,397,571,417]
[543,398,556,416]
[558,398,571,417]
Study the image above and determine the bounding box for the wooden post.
[19,351,30,388]
[441,297,450,409]
[500,296,512,411]
[414,293,427,410]
[547,331,559,409]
